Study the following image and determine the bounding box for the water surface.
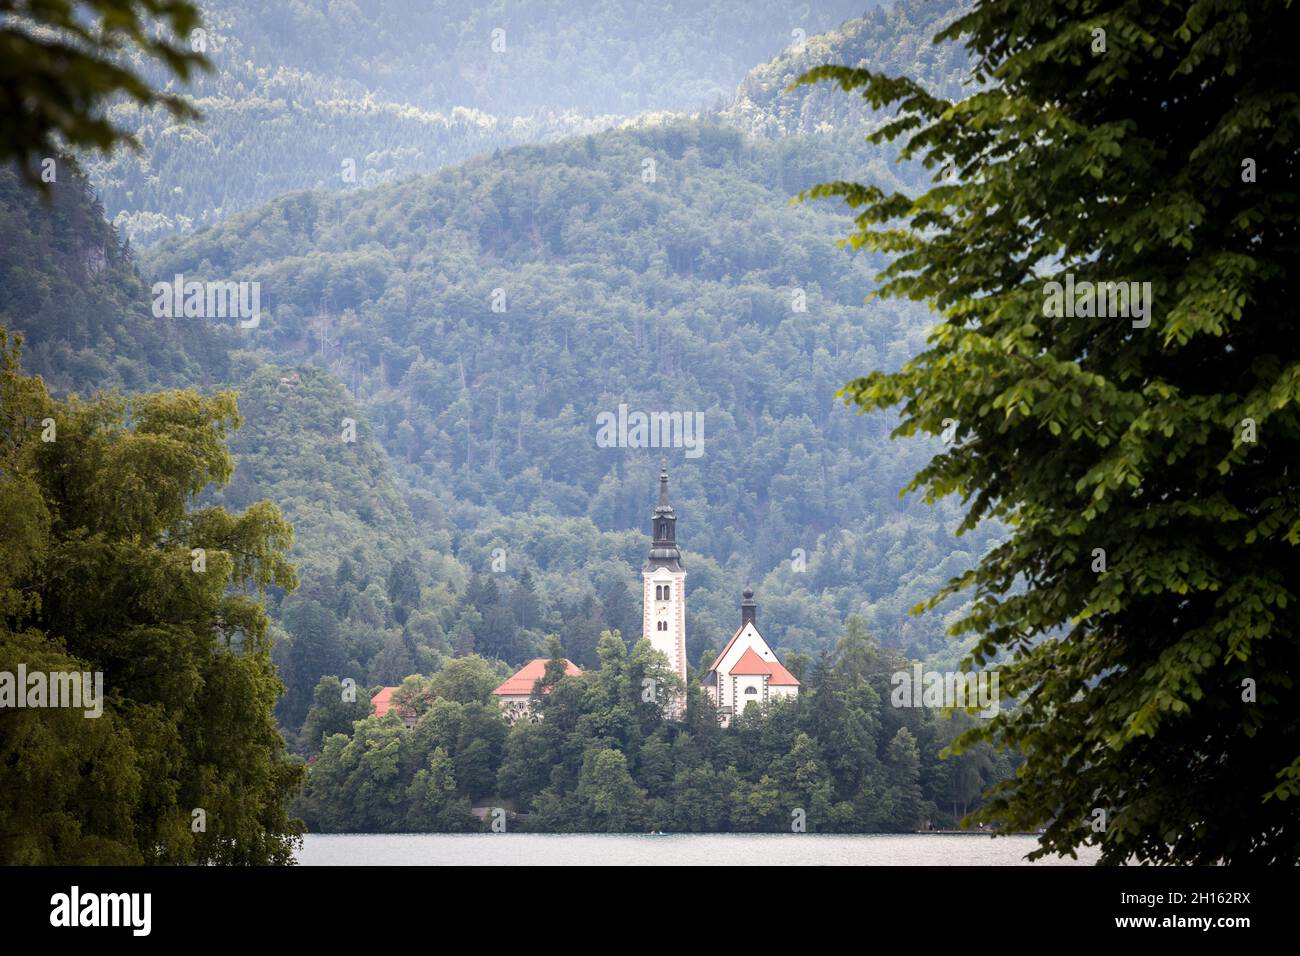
[296,832,1101,866]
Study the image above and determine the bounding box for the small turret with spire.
[741,586,757,627]
[644,461,684,572]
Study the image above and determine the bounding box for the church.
[641,466,799,726]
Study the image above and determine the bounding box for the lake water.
[296,832,1101,866]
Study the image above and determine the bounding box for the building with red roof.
[635,468,800,726]
[370,685,419,728]
[702,587,800,726]
[492,658,583,723]
[488,472,800,732]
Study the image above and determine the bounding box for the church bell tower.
[643,464,688,691]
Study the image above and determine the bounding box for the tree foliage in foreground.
[0,327,303,863]
[800,0,1300,864]
[0,0,209,183]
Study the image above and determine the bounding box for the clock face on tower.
[644,568,686,686]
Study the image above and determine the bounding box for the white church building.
[703,587,800,726]
[640,466,799,725]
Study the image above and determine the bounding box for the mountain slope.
[0,159,453,736]
[4,4,993,738]
[85,0,869,244]
[0,161,235,393]
[724,0,970,141]
[144,116,1000,666]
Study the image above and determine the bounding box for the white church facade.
[702,588,799,726]
[640,466,799,725]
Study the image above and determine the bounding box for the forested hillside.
[84,0,868,244]
[0,162,234,392]
[144,118,1000,680]
[3,2,994,763]
[174,0,870,114]
[724,0,969,140]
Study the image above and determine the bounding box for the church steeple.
[645,463,683,572]
[641,461,688,702]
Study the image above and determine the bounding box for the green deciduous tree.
[428,654,502,704]
[574,747,646,832]
[406,746,473,831]
[0,328,301,863]
[0,0,209,183]
[800,0,1300,863]
[298,675,371,755]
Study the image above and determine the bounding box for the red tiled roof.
[728,647,800,686]
[765,659,800,686]
[730,647,772,675]
[371,686,399,718]
[371,685,429,719]
[491,658,583,697]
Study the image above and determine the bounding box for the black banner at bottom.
[0,863,1288,942]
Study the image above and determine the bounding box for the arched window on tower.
[662,584,670,600]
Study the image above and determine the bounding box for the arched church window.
[662,584,670,600]
[744,686,758,695]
